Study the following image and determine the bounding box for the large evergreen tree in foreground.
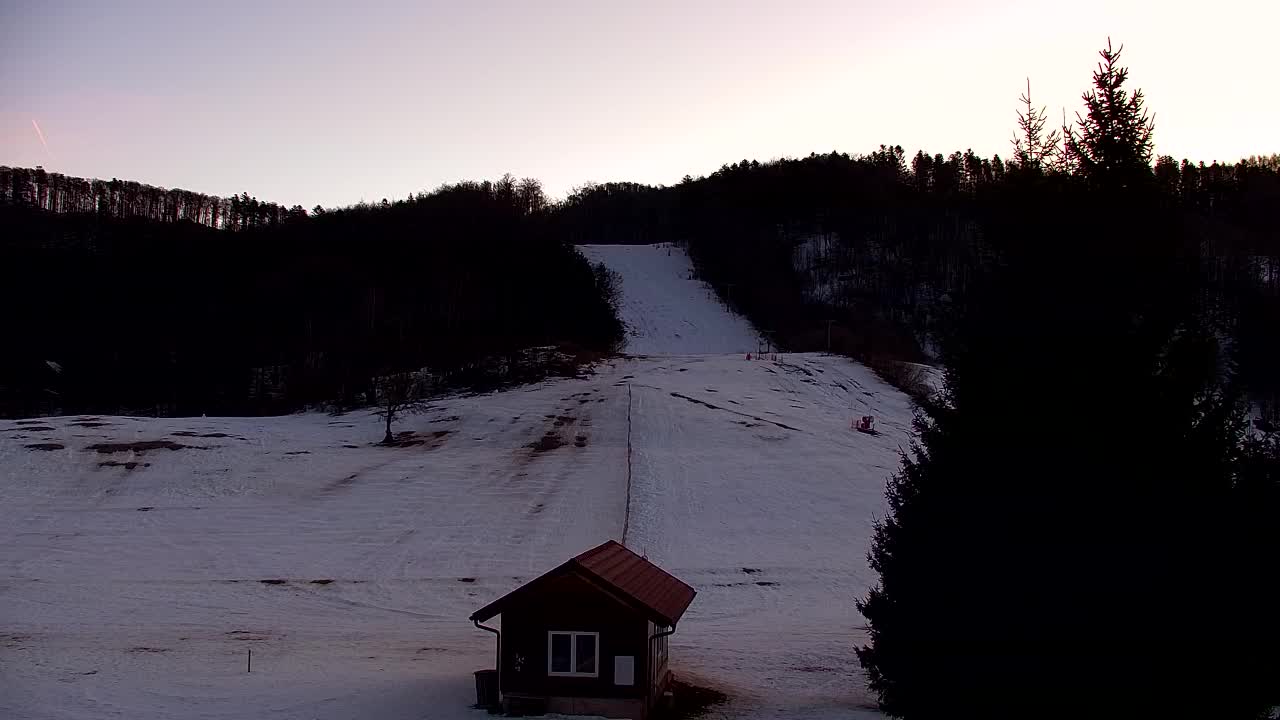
[856,42,1279,719]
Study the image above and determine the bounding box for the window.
[547,631,599,677]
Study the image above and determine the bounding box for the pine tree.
[1068,38,1155,186]
[1053,109,1077,175]
[1011,78,1060,172]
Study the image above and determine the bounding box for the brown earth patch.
[383,430,425,448]
[172,431,231,438]
[99,461,150,470]
[526,432,566,454]
[660,679,728,719]
[88,440,203,454]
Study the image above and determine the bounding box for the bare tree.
[376,371,427,444]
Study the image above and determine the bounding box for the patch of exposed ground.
[88,440,203,454]
[382,430,453,449]
[99,461,150,470]
[526,431,566,455]
[171,431,233,438]
[659,679,728,719]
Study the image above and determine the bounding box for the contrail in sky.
[31,118,54,161]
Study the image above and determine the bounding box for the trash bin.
[473,669,498,709]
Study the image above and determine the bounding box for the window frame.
[547,630,600,678]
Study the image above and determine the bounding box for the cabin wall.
[499,573,650,701]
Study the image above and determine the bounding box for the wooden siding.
[500,572,650,701]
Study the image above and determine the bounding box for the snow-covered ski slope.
[1,243,907,720]
[579,244,761,355]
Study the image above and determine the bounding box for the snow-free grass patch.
[99,461,150,470]
[87,440,200,453]
[526,432,566,454]
[660,679,728,719]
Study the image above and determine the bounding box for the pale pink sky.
[2,0,1275,209]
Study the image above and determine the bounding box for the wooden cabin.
[470,540,696,719]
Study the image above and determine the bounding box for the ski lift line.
[622,382,633,546]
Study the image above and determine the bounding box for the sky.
[2,0,1276,209]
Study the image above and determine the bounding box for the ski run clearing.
[1,244,911,720]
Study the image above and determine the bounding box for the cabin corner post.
[647,622,677,702]
[473,619,501,693]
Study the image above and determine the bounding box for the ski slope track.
[578,244,761,356]
[1,243,907,720]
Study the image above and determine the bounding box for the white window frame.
[547,631,600,677]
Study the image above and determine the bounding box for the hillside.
[0,244,910,720]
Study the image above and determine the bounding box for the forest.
[0,165,308,230]
[3,129,1276,423]
[0,175,622,417]
[549,140,1280,424]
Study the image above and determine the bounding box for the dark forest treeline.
[0,175,622,417]
[549,150,1280,416]
[4,148,1276,419]
[0,165,310,230]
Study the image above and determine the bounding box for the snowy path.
[1,244,906,719]
[578,244,761,355]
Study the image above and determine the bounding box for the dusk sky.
[2,0,1275,209]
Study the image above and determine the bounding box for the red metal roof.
[573,541,696,626]
[470,540,696,627]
